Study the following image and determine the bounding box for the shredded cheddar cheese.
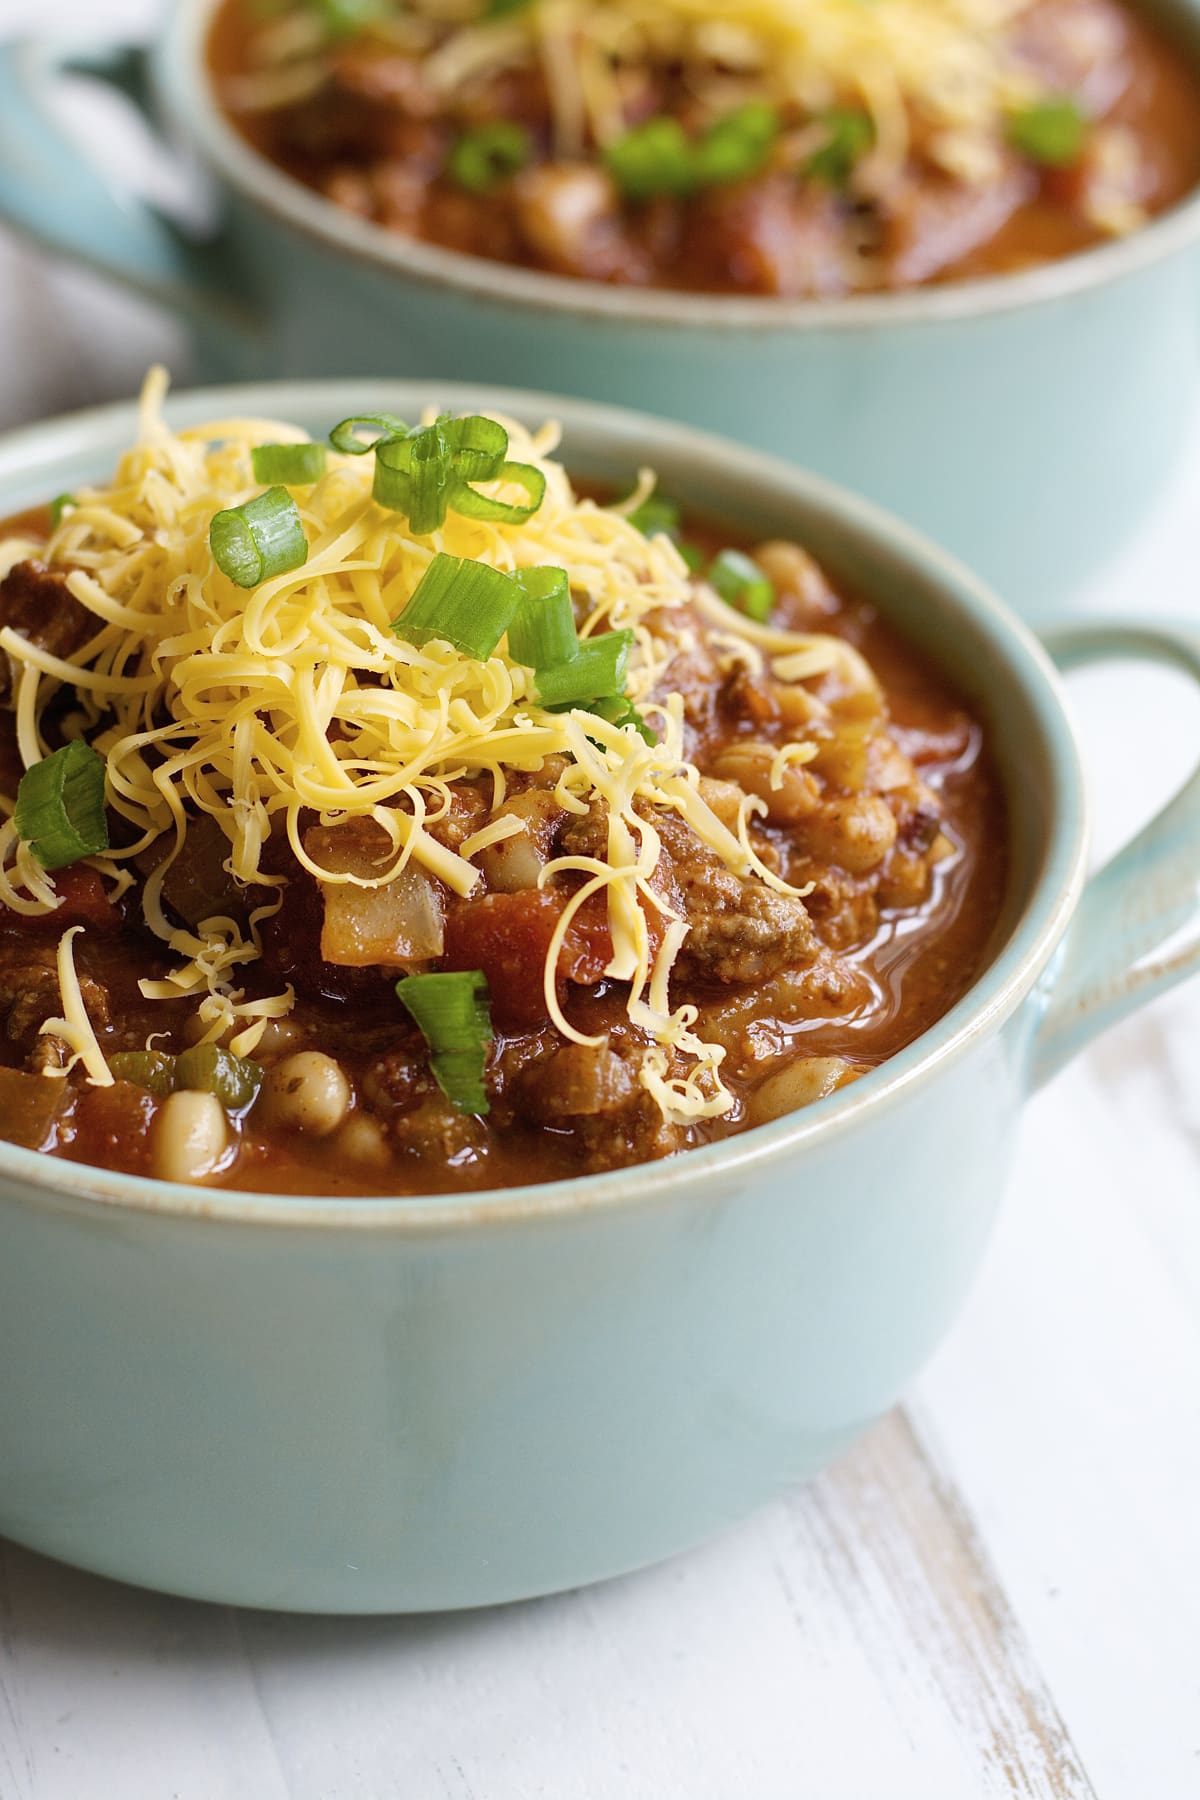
[223,0,1149,248]
[377,0,1050,190]
[41,927,114,1087]
[1,369,874,1121]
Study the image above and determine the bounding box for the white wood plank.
[0,1543,293,1800]
[916,432,1200,1800]
[0,0,184,432]
[917,1058,1200,1800]
[0,1412,1097,1800]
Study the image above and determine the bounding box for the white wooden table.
[0,5,1198,1792]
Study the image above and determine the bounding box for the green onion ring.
[14,740,109,872]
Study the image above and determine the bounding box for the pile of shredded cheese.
[425,0,1050,187]
[236,0,1074,197]
[0,368,874,1122]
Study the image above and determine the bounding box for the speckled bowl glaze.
[0,381,1197,1614]
[2,0,1200,615]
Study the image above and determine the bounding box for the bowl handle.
[1031,619,1200,1087]
[0,37,254,330]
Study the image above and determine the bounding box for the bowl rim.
[166,0,1200,333]
[0,378,1088,1232]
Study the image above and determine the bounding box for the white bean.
[257,1051,352,1137]
[711,741,820,825]
[752,540,839,621]
[253,1018,308,1060]
[745,1057,859,1128]
[804,794,898,873]
[336,1114,390,1168]
[154,1090,228,1185]
[183,1013,232,1047]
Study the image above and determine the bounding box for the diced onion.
[320,871,446,967]
[308,824,447,966]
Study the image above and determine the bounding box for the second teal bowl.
[2,0,1200,615]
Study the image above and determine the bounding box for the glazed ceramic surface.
[2,1,1200,615]
[0,383,1197,1614]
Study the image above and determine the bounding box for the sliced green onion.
[373,424,451,534]
[607,102,779,201]
[316,0,390,39]
[406,424,453,536]
[376,418,519,533]
[451,461,546,525]
[606,116,697,201]
[14,741,109,871]
[361,413,543,531]
[484,0,533,14]
[508,567,578,669]
[696,101,780,186]
[586,695,657,745]
[397,970,492,1115]
[448,122,532,195]
[209,487,308,590]
[397,971,492,1054]
[329,413,408,455]
[49,493,76,529]
[251,442,328,485]
[392,552,522,658]
[627,493,681,538]
[623,492,704,569]
[440,413,509,482]
[372,432,420,514]
[109,1051,177,1097]
[536,630,634,708]
[1007,96,1087,167]
[428,1047,490,1115]
[175,1043,264,1111]
[709,548,775,622]
[805,107,875,187]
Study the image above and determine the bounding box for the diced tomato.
[7,864,121,935]
[1041,159,1091,214]
[891,714,976,771]
[72,1082,159,1177]
[55,865,122,932]
[441,889,614,1032]
[0,1066,72,1151]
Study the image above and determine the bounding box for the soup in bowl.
[212,0,1200,295]
[0,380,1195,1613]
[0,372,1008,1195]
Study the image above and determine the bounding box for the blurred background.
[0,0,184,428]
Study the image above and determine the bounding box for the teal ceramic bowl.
[0,381,1198,1615]
[3,1,1200,615]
